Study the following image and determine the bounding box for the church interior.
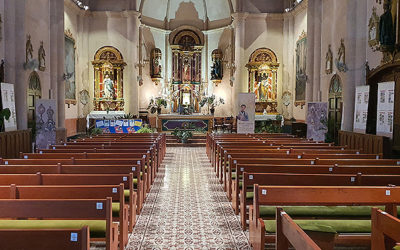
[1,0,400,249]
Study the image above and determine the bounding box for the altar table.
[157,114,214,133]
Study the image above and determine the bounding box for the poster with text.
[0,83,17,131]
[353,85,370,133]
[307,102,328,142]
[35,99,57,149]
[237,93,255,134]
[376,81,395,138]
[96,119,143,133]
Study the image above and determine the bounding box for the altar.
[157,114,213,133]
[86,111,125,128]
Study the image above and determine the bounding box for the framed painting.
[64,29,76,105]
[295,31,307,107]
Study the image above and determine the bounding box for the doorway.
[327,74,343,144]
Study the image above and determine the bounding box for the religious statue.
[335,39,348,72]
[103,74,115,99]
[26,34,34,64]
[38,41,46,71]
[183,57,191,82]
[379,2,396,51]
[151,48,162,83]
[325,44,333,74]
[211,49,223,83]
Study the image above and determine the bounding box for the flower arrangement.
[147,97,168,114]
[199,95,224,114]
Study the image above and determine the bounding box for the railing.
[0,130,32,158]
[338,130,391,157]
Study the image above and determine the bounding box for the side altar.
[157,114,213,133]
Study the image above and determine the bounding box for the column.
[305,0,315,102]
[4,0,27,129]
[126,11,141,115]
[50,0,65,128]
[312,0,322,101]
[231,12,248,115]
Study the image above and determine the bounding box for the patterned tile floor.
[126,147,251,250]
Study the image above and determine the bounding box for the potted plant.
[147,97,167,114]
[172,127,193,144]
[0,108,11,132]
[199,95,224,115]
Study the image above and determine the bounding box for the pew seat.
[0,220,107,238]
[263,219,371,234]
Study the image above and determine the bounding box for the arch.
[27,71,42,129]
[248,48,278,65]
[172,29,203,46]
[94,46,124,62]
[329,74,342,94]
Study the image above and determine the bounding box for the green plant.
[0,108,11,132]
[172,127,193,143]
[255,121,282,134]
[147,97,168,114]
[117,113,136,119]
[199,95,225,109]
[90,128,103,135]
[136,125,155,133]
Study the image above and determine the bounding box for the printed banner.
[376,82,395,138]
[35,99,57,149]
[96,119,143,133]
[0,83,17,131]
[307,102,328,142]
[353,85,370,134]
[237,93,255,134]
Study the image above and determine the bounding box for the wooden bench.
[276,207,321,250]
[0,198,118,250]
[371,207,400,249]
[0,164,144,214]
[0,184,128,250]
[249,185,400,250]
[0,226,90,250]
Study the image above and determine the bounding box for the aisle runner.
[127,147,251,249]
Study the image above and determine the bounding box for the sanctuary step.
[166,134,206,147]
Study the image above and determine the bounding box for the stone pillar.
[4,0,27,130]
[232,12,248,115]
[305,0,314,103]
[50,0,65,128]
[312,0,322,101]
[125,11,141,115]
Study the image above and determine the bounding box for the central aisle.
[127,147,251,249]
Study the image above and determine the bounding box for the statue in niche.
[151,48,162,81]
[335,39,348,72]
[379,2,396,51]
[38,41,46,71]
[211,49,223,83]
[325,44,333,74]
[368,7,380,50]
[26,35,34,64]
[183,57,191,82]
[103,74,115,99]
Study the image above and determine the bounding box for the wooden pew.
[371,207,400,249]
[0,198,118,250]
[276,207,321,250]
[1,184,128,250]
[0,227,90,250]
[249,185,400,250]
[0,165,144,214]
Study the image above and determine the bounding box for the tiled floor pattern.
[126,147,251,249]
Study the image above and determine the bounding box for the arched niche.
[327,74,343,144]
[27,71,42,129]
[92,46,126,111]
[246,48,279,113]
